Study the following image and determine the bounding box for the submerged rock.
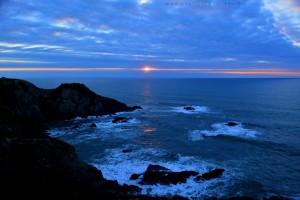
[90,123,97,128]
[226,122,238,127]
[112,116,129,123]
[131,106,143,110]
[195,168,225,181]
[122,149,133,153]
[73,124,80,129]
[130,173,141,180]
[139,164,199,185]
[183,106,195,111]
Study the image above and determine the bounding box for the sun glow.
[143,66,153,72]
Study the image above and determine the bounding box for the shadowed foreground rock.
[0,78,144,199]
[0,137,105,199]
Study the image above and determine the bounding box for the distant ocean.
[29,78,300,199]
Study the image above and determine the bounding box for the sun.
[143,66,153,72]
[142,65,156,73]
[144,67,150,72]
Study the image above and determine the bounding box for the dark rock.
[0,78,47,138]
[0,78,137,131]
[264,196,292,200]
[0,78,145,199]
[139,164,199,185]
[131,106,143,110]
[42,83,133,120]
[112,116,128,123]
[166,171,199,184]
[195,175,202,181]
[226,122,238,126]
[90,123,97,128]
[99,180,141,195]
[183,106,195,111]
[122,149,133,153]
[73,124,80,129]
[145,164,171,173]
[0,137,105,199]
[200,168,225,180]
[221,197,255,200]
[172,195,190,200]
[130,173,141,180]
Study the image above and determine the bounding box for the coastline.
[0,77,293,200]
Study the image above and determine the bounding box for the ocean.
[29,78,300,199]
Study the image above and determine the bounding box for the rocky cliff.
[0,77,142,199]
[0,77,138,137]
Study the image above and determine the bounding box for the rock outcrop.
[135,165,225,186]
[195,168,225,181]
[41,83,136,120]
[0,77,143,199]
[183,106,195,111]
[0,78,139,126]
[226,122,238,127]
[0,137,106,199]
[138,164,199,185]
[112,116,129,123]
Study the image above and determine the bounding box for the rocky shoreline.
[0,78,290,200]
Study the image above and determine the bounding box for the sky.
[0,0,300,78]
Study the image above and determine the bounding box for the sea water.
[30,78,300,199]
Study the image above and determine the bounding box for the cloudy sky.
[0,0,300,77]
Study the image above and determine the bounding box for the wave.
[92,145,238,199]
[188,122,259,141]
[48,117,142,144]
[172,106,209,114]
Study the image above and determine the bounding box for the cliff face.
[0,78,141,199]
[0,77,135,121]
[41,82,132,120]
[0,77,136,137]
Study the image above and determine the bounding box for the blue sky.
[0,0,300,77]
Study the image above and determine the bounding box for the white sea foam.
[189,122,259,141]
[172,106,209,114]
[188,130,205,141]
[94,117,141,129]
[48,129,71,137]
[92,145,238,199]
[48,117,143,144]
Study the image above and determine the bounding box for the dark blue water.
[30,78,300,199]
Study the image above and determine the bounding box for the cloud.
[138,0,151,5]
[222,58,238,61]
[0,0,299,76]
[263,0,300,47]
[53,17,85,29]
[0,58,53,64]
[0,41,65,50]
[256,60,271,63]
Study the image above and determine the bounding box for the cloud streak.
[1,66,299,77]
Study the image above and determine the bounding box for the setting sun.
[143,66,151,72]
